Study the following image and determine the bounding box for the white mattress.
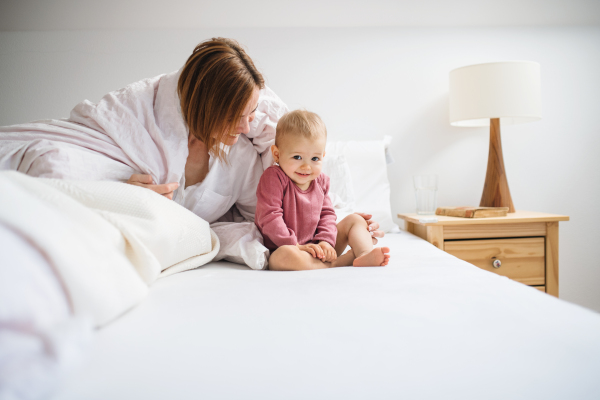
[52,232,600,399]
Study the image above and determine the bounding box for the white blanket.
[0,171,219,327]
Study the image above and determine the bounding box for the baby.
[255,109,390,271]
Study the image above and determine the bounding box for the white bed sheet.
[52,232,600,400]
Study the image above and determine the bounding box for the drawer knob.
[492,259,502,268]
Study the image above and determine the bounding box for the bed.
[2,138,600,399]
[52,231,600,399]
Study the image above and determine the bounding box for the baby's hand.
[297,243,325,260]
[318,241,337,262]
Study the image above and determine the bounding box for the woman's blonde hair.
[275,110,327,147]
[178,38,265,160]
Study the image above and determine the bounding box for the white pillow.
[326,137,399,233]
[321,153,356,215]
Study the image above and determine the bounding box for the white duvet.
[0,171,219,327]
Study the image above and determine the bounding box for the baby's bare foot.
[353,247,390,267]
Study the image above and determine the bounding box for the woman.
[0,37,384,250]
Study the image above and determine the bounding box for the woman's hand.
[318,241,337,262]
[298,243,325,260]
[354,212,385,245]
[126,174,179,200]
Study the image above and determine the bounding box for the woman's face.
[221,87,260,146]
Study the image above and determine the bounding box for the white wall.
[1,27,599,311]
[2,0,600,30]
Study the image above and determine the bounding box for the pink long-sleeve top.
[255,165,337,252]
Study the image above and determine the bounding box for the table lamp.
[449,61,542,213]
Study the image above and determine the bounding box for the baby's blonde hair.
[275,110,327,147]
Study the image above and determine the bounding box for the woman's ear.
[271,144,280,164]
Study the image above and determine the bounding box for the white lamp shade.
[449,61,542,127]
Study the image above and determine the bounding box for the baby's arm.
[255,168,298,247]
[313,174,337,249]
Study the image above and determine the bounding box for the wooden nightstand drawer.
[444,238,545,285]
[398,211,568,297]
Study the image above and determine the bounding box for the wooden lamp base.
[480,118,516,213]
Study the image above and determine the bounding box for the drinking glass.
[413,174,438,215]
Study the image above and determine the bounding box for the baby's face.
[273,135,326,190]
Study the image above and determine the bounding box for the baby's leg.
[268,245,355,271]
[336,214,391,267]
[336,214,374,256]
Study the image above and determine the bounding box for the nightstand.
[396,211,569,297]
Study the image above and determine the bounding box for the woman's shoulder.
[257,86,288,114]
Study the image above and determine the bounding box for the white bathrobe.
[0,71,287,268]
[0,69,288,268]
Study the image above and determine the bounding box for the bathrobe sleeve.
[246,86,289,171]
